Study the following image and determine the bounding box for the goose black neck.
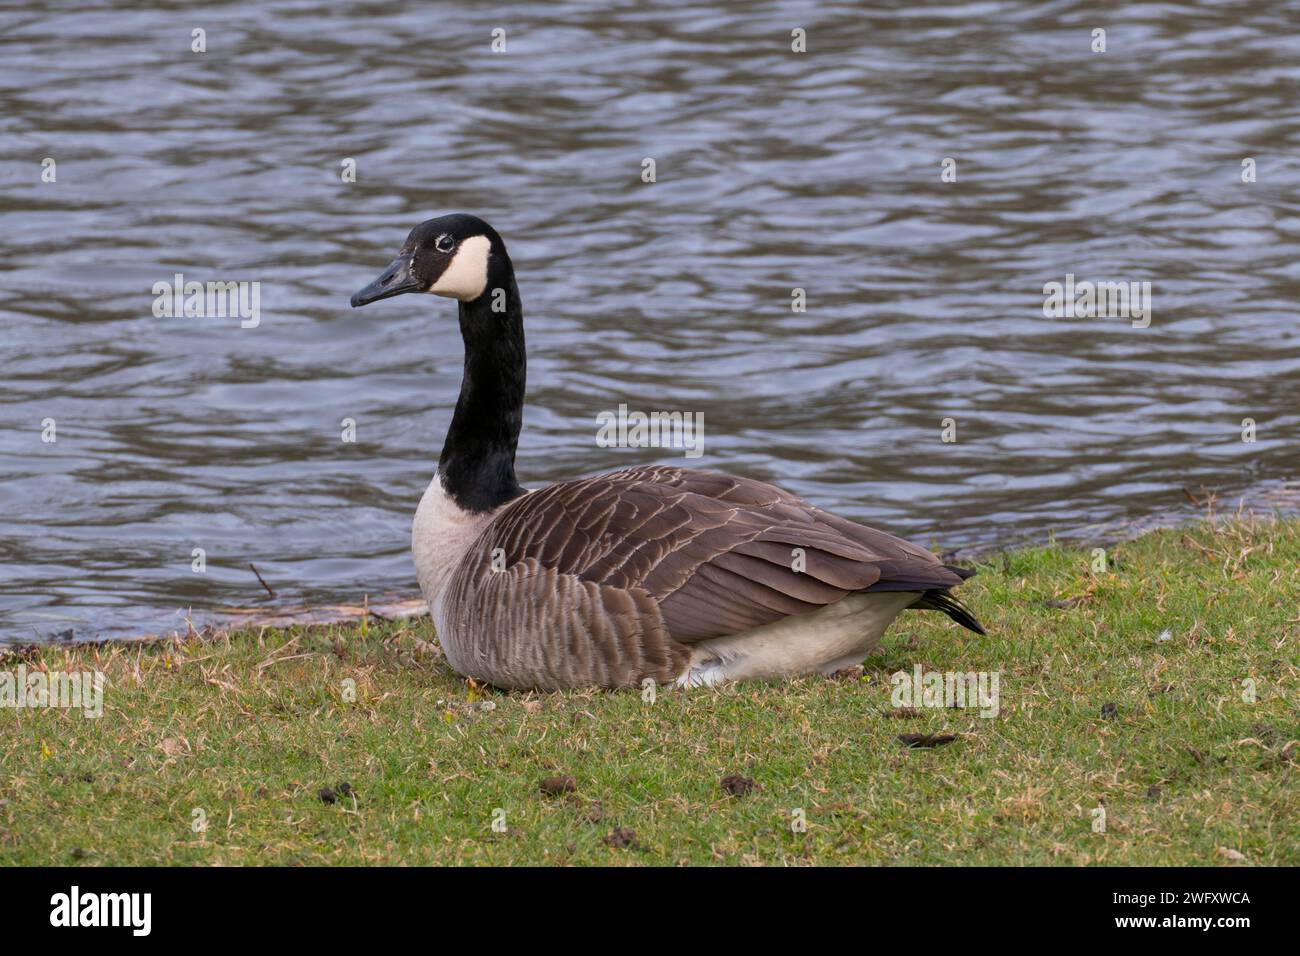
[438,271,526,513]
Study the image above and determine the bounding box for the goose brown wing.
[468,465,966,642]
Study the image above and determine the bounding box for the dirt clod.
[540,775,577,796]
[720,774,755,797]
[603,827,636,849]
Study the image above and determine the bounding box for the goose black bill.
[351,255,421,307]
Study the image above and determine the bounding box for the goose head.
[350,213,508,308]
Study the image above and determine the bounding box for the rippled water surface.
[2,1,1298,641]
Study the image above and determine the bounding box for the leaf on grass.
[157,737,189,758]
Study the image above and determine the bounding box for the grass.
[1,515,1296,866]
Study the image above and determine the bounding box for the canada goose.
[351,214,984,690]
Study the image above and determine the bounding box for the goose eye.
[435,234,455,254]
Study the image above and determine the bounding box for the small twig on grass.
[256,653,313,671]
[1181,535,1219,558]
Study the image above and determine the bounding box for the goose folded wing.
[477,465,967,642]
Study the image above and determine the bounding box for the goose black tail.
[911,579,986,636]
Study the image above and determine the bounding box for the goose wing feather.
[460,465,965,644]
[440,558,690,691]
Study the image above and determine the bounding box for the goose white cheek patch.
[430,234,492,301]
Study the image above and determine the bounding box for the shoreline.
[6,477,1295,650]
[946,476,1300,560]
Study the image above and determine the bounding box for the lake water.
[2,1,1297,642]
